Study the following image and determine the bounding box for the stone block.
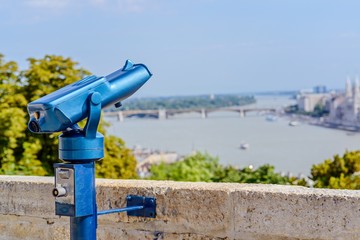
[96,180,235,238]
[0,176,55,218]
[232,184,360,240]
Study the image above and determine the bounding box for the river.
[104,96,360,176]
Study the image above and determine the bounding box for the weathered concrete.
[0,176,359,240]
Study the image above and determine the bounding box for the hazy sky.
[1,0,360,96]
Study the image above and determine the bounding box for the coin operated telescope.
[27,60,155,240]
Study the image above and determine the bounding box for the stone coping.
[0,175,359,240]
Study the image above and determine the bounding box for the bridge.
[104,107,277,121]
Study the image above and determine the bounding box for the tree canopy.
[311,151,360,189]
[149,152,223,182]
[149,152,301,185]
[0,54,137,178]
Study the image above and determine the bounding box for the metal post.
[70,215,96,240]
[53,160,99,239]
[69,161,97,240]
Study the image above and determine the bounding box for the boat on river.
[240,143,250,150]
[289,121,299,127]
[266,115,278,122]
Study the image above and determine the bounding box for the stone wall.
[0,176,359,240]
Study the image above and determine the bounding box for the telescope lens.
[29,120,40,133]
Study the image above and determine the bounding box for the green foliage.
[311,103,329,117]
[149,152,295,185]
[311,151,360,189]
[0,54,137,178]
[149,152,222,182]
[215,164,292,184]
[96,135,137,179]
[22,55,89,102]
[0,54,28,174]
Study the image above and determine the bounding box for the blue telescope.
[27,59,151,133]
[27,59,154,240]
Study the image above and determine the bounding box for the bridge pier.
[201,109,207,119]
[117,111,124,122]
[158,109,167,120]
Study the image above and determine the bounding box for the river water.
[105,96,360,176]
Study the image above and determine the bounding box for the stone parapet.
[0,176,359,240]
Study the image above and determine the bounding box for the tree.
[311,103,329,117]
[311,151,360,189]
[0,54,28,174]
[149,151,297,185]
[149,152,222,182]
[96,135,138,179]
[0,54,137,178]
[215,164,292,184]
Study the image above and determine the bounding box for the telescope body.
[27,60,151,133]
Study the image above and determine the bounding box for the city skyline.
[1,0,360,96]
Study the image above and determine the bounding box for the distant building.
[326,77,360,128]
[297,85,330,112]
[313,85,327,94]
[133,146,182,178]
[297,93,330,112]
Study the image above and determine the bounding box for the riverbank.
[281,112,360,134]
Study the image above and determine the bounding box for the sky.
[1,0,360,97]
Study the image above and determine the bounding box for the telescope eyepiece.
[29,120,40,133]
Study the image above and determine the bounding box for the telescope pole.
[69,161,97,240]
[53,93,103,240]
